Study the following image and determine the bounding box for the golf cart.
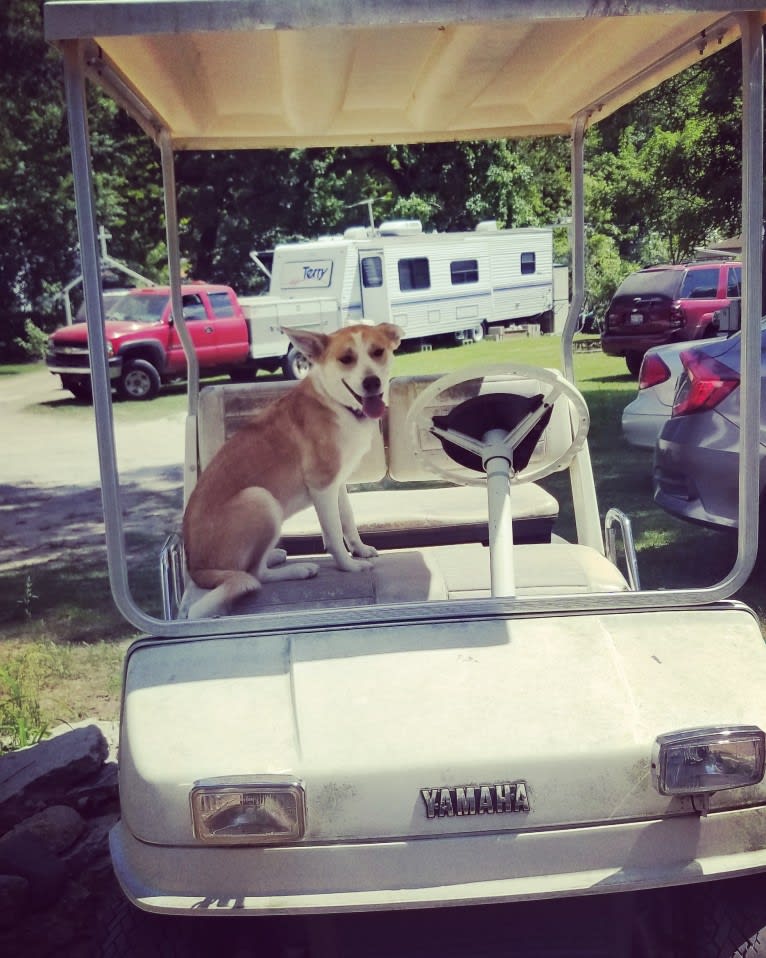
[43,2,766,955]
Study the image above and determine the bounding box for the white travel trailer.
[240,222,553,376]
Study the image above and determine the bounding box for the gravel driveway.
[0,366,185,592]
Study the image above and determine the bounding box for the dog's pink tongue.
[363,395,386,419]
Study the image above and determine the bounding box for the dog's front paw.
[267,548,288,567]
[337,557,375,573]
[294,562,320,579]
[351,542,378,559]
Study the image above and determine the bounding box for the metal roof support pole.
[159,131,200,417]
[563,115,603,553]
[562,114,586,383]
[61,39,136,624]
[158,131,202,505]
[732,12,764,584]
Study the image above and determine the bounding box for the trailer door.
[359,251,390,322]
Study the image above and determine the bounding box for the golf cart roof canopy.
[44,1,760,149]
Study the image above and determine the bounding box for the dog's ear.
[283,327,329,362]
[376,322,404,351]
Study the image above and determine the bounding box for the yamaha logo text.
[421,782,530,819]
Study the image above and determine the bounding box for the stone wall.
[0,720,120,957]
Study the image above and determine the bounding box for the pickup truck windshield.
[109,293,168,323]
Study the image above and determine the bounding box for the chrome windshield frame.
[53,7,764,638]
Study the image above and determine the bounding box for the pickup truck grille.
[46,347,91,369]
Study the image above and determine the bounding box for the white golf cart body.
[43,1,766,953]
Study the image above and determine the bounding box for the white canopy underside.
[44,1,764,148]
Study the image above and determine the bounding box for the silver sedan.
[653,324,766,531]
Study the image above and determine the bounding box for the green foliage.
[584,234,635,319]
[0,663,48,752]
[13,318,48,360]
[0,638,75,751]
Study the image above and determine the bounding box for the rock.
[0,832,68,909]
[48,719,119,765]
[68,761,119,815]
[0,725,108,832]
[0,718,122,954]
[0,805,86,855]
[0,874,29,928]
[63,813,116,875]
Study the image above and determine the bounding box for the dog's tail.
[184,569,260,619]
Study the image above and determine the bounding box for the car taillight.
[638,353,671,390]
[671,349,740,417]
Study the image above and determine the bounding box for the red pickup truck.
[46,284,258,400]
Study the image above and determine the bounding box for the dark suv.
[601,261,741,375]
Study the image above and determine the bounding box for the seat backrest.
[195,381,387,482]
[195,371,576,491]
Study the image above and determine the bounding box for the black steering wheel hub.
[431,393,552,474]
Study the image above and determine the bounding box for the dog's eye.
[370,347,385,359]
[339,353,355,365]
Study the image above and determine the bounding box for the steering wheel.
[405,363,589,486]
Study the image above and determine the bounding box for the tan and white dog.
[182,322,403,618]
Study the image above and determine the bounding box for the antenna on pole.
[98,225,111,259]
[346,198,377,234]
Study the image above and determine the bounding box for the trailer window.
[207,291,236,317]
[398,258,431,291]
[520,252,536,275]
[450,259,479,285]
[361,256,383,288]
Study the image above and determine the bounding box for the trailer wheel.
[691,877,766,957]
[467,322,486,343]
[455,323,486,345]
[117,359,161,400]
[283,346,311,380]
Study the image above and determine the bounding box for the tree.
[0,0,167,356]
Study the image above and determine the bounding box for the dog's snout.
[362,375,381,394]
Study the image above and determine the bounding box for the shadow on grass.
[0,467,183,640]
[586,373,637,385]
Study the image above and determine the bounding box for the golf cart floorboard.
[223,540,630,616]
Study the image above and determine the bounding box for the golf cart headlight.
[652,726,765,796]
[191,778,305,844]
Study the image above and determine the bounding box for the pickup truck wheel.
[283,346,311,380]
[117,359,161,400]
[61,375,92,402]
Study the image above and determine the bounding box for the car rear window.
[614,269,681,298]
[679,267,720,299]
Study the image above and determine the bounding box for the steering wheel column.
[406,364,591,600]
